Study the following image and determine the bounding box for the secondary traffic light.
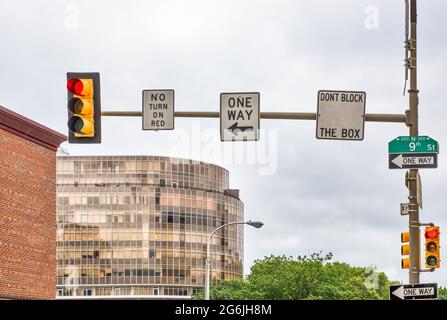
[401,231,410,269]
[425,226,440,269]
[67,72,101,143]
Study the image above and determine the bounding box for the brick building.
[0,106,66,299]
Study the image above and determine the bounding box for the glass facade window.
[56,156,244,298]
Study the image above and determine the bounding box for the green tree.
[439,287,447,300]
[193,252,397,300]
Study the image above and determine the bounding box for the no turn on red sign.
[142,89,175,130]
[316,90,366,141]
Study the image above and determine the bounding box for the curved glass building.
[56,156,244,299]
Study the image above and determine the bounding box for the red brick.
[0,127,61,299]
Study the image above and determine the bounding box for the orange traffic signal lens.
[401,244,410,255]
[68,98,93,115]
[401,232,409,243]
[67,78,84,96]
[426,241,438,253]
[402,258,410,269]
[425,228,439,239]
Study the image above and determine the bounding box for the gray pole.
[205,238,211,300]
[407,0,420,284]
[101,111,407,123]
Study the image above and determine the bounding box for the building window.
[87,197,99,205]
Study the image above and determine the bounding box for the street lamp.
[205,220,264,300]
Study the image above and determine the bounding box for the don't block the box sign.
[316,90,366,141]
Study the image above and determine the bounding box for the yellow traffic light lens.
[426,256,438,266]
[68,98,93,115]
[401,232,409,243]
[401,244,410,255]
[401,258,410,269]
[426,241,438,253]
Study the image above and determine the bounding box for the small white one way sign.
[389,283,438,300]
[220,92,260,142]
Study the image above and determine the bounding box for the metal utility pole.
[407,0,420,284]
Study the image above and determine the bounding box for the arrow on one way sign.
[227,122,254,133]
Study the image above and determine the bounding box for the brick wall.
[0,128,57,299]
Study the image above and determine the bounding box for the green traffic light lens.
[426,256,438,266]
[74,118,85,134]
[68,116,85,134]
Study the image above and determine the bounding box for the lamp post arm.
[205,221,246,300]
[208,222,246,246]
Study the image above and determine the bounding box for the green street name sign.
[389,136,439,154]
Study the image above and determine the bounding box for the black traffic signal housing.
[425,226,440,269]
[67,72,101,143]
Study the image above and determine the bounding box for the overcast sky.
[1,0,446,287]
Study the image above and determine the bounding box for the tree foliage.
[439,287,447,300]
[193,252,397,300]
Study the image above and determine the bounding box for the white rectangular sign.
[390,283,438,300]
[220,92,260,141]
[316,90,366,140]
[142,89,174,130]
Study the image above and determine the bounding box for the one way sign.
[389,153,438,169]
[389,283,438,300]
[220,92,260,141]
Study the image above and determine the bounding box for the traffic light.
[401,231,410,269]
[67,72,101,143]
[425,226,440,269]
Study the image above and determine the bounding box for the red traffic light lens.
[67,78,84,96]
[425,228,439,239]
